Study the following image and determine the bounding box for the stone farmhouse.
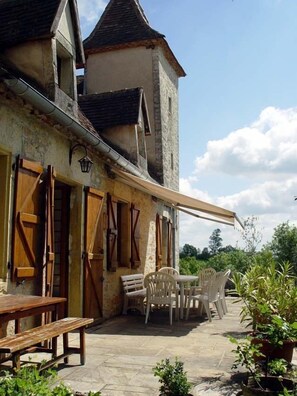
[0,0,239,325]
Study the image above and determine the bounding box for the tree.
[179,244,198,258]
[241,216,263,254]
[199,247,211,260]
[209,228,222,255]
[266,222,297,274]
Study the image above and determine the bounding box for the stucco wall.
[0,83,164,321]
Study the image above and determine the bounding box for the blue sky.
[77,0,297,250]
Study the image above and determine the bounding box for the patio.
[55,298,259,395]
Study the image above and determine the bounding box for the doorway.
[53,181,71,317]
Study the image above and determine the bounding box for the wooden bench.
[0,317,93,370]
[121,274,146,315]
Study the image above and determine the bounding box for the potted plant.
[230,336,296,395]
[153,357,193,396]
[232,261,297,363]
[251,314,297,363]
[232,261,297,329]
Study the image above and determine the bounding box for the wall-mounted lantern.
[69,143,93,173]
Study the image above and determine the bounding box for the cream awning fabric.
[115,169,242,227]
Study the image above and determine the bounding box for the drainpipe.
[1,68,152,180]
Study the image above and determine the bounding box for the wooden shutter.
[107,193,118,271]
[12,157,45,281]
[131,204,141,268]
[45,165,55,297]
[84,187,104,319]
[167,220,173,267]
[156,214,163,271]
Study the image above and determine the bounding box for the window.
[56,43,74,98]
[107,194,130,270]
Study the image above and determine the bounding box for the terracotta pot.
[251,336,296,363]
[242,376,295,396]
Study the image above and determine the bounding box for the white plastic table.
[174,275,198,319]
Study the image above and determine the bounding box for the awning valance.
[114,169,243,227]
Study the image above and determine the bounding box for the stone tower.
[83,0,185,189]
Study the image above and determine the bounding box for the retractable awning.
[115,169,243,227]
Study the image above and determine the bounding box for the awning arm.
[177,206,235,227]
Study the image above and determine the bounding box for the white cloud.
[78,0,107,24]
[195,107,297,178]
[179,106,297,250]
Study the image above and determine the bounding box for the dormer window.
[56,42,74,99]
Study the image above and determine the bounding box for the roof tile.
[0,0,60,49]
[78,88,143,131]
[83,0,164,50]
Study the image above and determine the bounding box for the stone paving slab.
[55,298,254,395]
[2,298,296,395]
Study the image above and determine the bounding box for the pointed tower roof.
[84,0,185,77]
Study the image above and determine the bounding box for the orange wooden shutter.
[131,204,141,268]
[107,193,118,271]
[12,157,45,281]
[45,165,55,297]
[167,220,173,267]
[156,214,163,271]
[84,187,104,319]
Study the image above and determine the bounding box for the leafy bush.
[265,222,297,275]
[153,358,191,396]
[207,249,252,273]
[232,261,297,328]
[179,257,207,275]
[0,365,101,396]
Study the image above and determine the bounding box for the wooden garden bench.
[0,317,93,370]
[121,274,146,314]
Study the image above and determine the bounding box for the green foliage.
[230,336,263,386]
[0,365,101,396]
[266,222,297,275]
[257,315,297,346]
[209,228,222,255]
[153,358,191,396]
[267,359,288,376]
[207,249,252,273]
[179,244,198,259]
[232,261,297,328]
[179,257,207,275]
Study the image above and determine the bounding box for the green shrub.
[179,257,207,275]
[0,365,101,396]
[153,358,191,396]
[207,250,252,273]
[232,261,297,328]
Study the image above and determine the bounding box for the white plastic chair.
[158,266,179,276]
[199,267,216,292]
[186,273,223,322]
[218,269,231,315]
[144,271,178,325]
[187,267,216,309]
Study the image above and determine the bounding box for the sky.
[77,0,297,251]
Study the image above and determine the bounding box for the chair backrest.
[158,267,179,276]
[144,272,177,304]
[199,267,216,291]
[218,269,231,297]
[206,273,222,302]
[121,274,145,294]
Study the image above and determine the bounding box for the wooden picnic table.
[0,294,66,333]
